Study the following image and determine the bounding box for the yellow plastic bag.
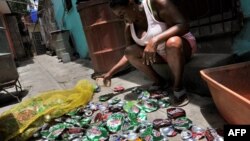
[0,80,94,141]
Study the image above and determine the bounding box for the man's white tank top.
[130,0,167,46]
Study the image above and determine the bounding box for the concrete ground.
[0,54,226,140]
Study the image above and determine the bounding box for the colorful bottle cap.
[109,134,122,141]
[47,123,67,140]
[214,136,224,141]
[158,99,170,108]
[81,136,89,141]
[139,122,154,140]
[205,128,224,141]
[102,112,112,121]
[68,127,84,134]
[86,126,109,141]
[89,102,98,111]
[153,119,172,130]
[123,101,138,113]
[114,86,125,92]
[159,126,178,137]
[181,130,193,140]
[84,109,93,117]
[80,117,91,126]
[191,125,205,140]
[108,97,121,105]
[98,104,108,112]
[150,92,165,99]
[127,132,142,141]
[138,91,150,100]
[127,105,148,126]
[152,129,164,141]
[167,108,186,119]
[136,99,159,113]
[94,113,103,123]
[106,113,124,133]
[173,117,193,131]
[67,133,84,140]
[65,118,81,127]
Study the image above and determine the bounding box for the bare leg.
[124,45,165,84]
[160,36,192,91]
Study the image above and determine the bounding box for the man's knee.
[166,36,183,50]
[124,45,138,57]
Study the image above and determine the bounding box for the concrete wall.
[51,0,88,58]
[232,0,250,60]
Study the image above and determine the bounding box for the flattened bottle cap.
[160,126,178,137]
[98,104,108,112]
[153,119,172,129]
[136,99,159,113]
[106,113,124,133]
[181,130,193,140]
[127,132,141,140]
[173,117,192,131]
[191,125,205,140]
[84,109,93,117]
[108,97,121,105]
[86,126,109,141]
[167,108,186,119]
[138,91,150,100]
[89,103,98,111]
[214,136,224,141]
[158,99,170,108]
[113,86,125,92]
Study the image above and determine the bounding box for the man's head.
[110,0,143,23]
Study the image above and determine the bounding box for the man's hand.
[143,38,157,65]
[102,73,111,87]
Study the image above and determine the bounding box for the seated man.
[102,0,197,106]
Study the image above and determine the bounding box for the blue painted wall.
[52,0,88,58]
[232,0,250,58]
[240,0,250,17]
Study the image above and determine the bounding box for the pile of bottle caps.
[31,86,224,141]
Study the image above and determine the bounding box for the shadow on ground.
[73,58,93,70]
[200,102,227,128]
[16,58,34,68]
[0,90,29,108]
[187,94,227,127]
